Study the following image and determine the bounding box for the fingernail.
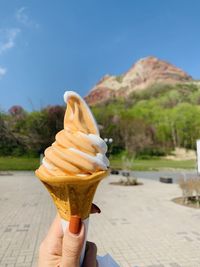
[69,215,81,234]
[91,203,101,213]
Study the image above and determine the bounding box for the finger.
[40,214,63,257]
[61,216,85,267]
[90,203,101,214]
[82,242,97,267]
[46,213,63,240]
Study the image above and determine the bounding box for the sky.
[0,0,200,111]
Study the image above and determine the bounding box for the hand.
[38,204,100,267]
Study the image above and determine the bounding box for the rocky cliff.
[85,56,192,105]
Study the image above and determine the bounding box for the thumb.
[61,216,85,267]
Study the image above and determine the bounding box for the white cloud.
[0,28,20,55]
[0,67,7,78]
[16,7,39,28]
[0,28,20,79]
[0,7,38,80]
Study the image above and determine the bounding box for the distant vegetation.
[92,82,200,158]
[0,82,200,159]
[0,105,65,156]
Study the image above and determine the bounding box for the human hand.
[38,204,100,267]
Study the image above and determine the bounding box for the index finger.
[46,213,63,240]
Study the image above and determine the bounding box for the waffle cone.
[35,169,109,221]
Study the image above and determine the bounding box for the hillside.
[85,56,193,105]
[91,81,200,157]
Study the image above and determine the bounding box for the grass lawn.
[0,157,40,171]
[110,157,196,171]
[0,156,196,171]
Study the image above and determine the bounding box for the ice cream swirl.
[38,91,109,178]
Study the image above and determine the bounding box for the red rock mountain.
[85,56,192,106]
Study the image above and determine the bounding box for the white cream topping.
[42,158,55,170]
[69,148,109,170]
[78,132,107,154]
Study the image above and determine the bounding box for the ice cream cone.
[35,91,110,266]
[35,169,109,221]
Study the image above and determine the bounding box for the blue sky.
[0,0,200,111]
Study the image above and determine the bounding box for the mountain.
[84,56,193,106]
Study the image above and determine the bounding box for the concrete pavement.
[0,171,200,267]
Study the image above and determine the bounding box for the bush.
[178,177,200,207]
[136,147,167,159]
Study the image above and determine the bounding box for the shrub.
[178,177,200,207]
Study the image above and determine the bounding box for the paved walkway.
[0,172,200,267]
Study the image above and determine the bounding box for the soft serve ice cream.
[35,91,109,221]
[37,91,109,179]
[35,91,110,266]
